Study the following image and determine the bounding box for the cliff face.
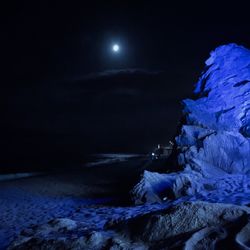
[177,43,250,175]
[132,44,250,205]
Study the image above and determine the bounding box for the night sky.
[2,1,250,170]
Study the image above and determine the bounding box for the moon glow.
[112,44,120,53]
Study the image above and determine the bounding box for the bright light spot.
[112,44,120,53]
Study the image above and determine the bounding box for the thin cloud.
[78,68,164,81]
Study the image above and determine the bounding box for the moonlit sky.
[1,1,250,171]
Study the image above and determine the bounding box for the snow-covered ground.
[2,165,250,249]
[2,152,250,249]
[0,188,170,249]
[0,154,148,249]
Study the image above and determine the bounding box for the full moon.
[112,44,120,53]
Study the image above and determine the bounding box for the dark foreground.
[0,154,157,249]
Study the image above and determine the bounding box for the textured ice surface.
[176,44,250,204]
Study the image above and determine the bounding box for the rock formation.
[132,44,250,205]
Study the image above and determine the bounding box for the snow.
[0,173,170,249]
[0,183,107,249]
[175,44,250,205]
[131,170,176,204]
[133,44,250,207]
[10,201,250,250]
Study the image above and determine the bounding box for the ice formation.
[133,44,250,205]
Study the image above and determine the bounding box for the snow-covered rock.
[131,170,204,204]
[175,44,250,203]
[132,44,250,205]
[177,48,250,174]
[120,202,250,242]
[131,170,175,204]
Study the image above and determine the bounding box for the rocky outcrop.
[131,170,175,204]
[178,44,250,172]
[131,170,201,204]
[132,44,250,205]
[8,202,250,250]
[175,44,250,204]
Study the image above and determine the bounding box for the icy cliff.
[132,44,250,205]
[178,43,250,173]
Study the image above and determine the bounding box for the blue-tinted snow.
[175,44,250,204]
[0,181,168,249]
[133,44,250,206]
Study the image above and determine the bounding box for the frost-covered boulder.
[131,170,175,204]
[119,202,250,242]
[131,170,203,204]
